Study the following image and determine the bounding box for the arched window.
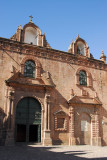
[77,41,85,56]
[24,60,35,78]
[79,70,87,86]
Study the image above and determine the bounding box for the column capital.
[45,94,51,103]
[69,106,74,114]
[9,91,15,100]
[94,106,99,115]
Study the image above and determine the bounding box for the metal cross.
[29,15,33,22]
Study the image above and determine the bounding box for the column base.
[0,129,7,145]
[5,130,15,146]
[92,137,102,146]
[69,137,76,145]
[43,130,52,146]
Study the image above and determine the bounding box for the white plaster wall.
[24,27,38,45]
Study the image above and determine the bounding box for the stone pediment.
[5,72,55,89]
[68,96,102,105]
[54,110,68,116]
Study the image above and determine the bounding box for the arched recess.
[76,67,92,87]
[21,56,42,79]
[74,36,90,57]
[75,112,91,145]
[24,27,38,45]
[22,22,42,45]
[15,97,42,143]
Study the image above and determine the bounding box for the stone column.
[44,94,50,131]
[91,115,96,145]
[43,94,52,146]
[0,114,3,145]
[69,106,76,145]
[5,91,15,146]
[47,101,50,130]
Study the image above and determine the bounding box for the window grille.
[79,70,87,86]
[24,60,35,78]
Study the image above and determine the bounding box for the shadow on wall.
[52,138,63,145]
[100,106,107,146]
[50,88,70,145]
[0,107,7,145]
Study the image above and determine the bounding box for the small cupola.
[10,16,51,48]
[23,16,41,45]
[100,51,106,64]
[68,35,90,58]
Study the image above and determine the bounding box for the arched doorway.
[15,97,41,143]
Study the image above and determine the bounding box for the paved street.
[0,144,107,160]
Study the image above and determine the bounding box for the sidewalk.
[0,145,107,160]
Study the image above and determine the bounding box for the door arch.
[15,97,41,143]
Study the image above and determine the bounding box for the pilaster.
[5,90,15,146]
[92,108,101,146]
[69,106,76,145]
[43,94,52,145]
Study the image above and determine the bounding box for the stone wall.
[0,38,107,145]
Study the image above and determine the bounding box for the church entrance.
[75,112,91,145]
[79,113,91,145]
[15,97,41,143]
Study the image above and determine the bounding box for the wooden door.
[15,97,41,142]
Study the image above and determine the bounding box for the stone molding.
[76,67,92,87]
[0,38,107,71]
[54,110,68,132]
[21,55,42,78]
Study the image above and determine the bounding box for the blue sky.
[0,0,107,60]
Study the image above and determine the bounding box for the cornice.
[5,80,54,91]
[0,37,106,71]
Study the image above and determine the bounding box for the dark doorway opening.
[29,125,38,142]
[15,97,41,143]
[16,124,26,142]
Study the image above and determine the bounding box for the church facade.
[0,18,107,146]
